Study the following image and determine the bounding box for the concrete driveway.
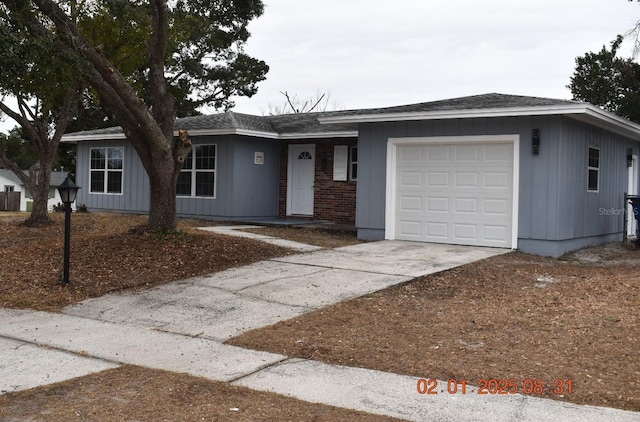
[61,239,508,341]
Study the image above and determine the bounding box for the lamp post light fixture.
[57,176,81,285]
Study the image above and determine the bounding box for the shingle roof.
[321,93,581,117]
[62,110,358,141]
[0,169,21,184]
[62,93,614,142]
[264,111,358,134]
[0,169,68,187]
[174,112,277,133]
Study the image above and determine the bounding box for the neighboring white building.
[0,169,69,211]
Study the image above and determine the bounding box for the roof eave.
[61,132,127,143]
[570,105,640,141]
[278,131,358,139]
[318,104,640,141]
[317,105,593,124]
[61,128,357,142]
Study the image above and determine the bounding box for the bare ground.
[0,212,638,418]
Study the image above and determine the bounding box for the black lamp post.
[57,176,81,284]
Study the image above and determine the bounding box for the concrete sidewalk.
[1,228,638,421]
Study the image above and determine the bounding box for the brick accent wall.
[279,139,357,225]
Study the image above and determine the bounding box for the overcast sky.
[1,0,640,133]
[227,0,640,115]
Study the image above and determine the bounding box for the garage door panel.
[485,144,511,161]
[399,195,422,212]
[453,223,477,240]
[454,197,478,214]
[399,220,422,237]
[455,172,479,188]
[427,172,449,187]
[484,225,508,241]
[400,146,423,161]
[484,198,508,215]
[400,171,423,187]
[428,145,450,161]
[394,141,513,248]
[484,172,510,188]
[455,145,480,161]
[427,196,449,212]
[426,222,448,238]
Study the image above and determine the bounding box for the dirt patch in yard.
[0,366,400,421]
[228,243,640,412]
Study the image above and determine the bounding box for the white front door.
[288,144,315,216]
[627,155,638,237]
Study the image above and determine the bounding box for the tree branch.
[148,0,174,138]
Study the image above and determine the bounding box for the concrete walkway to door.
[1,230,638,421]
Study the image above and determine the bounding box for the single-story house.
[0,169,69,211]
[61,93,640,257]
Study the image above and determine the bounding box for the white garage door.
[393,140,514,248]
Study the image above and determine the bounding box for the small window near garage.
[90,147,124,194]
[177,144,216,198]
[588,147,600,192]
[350,146,358,181]
[4,185,14,192]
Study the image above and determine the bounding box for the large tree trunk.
[148,163,178,230]
[139,131,189,231]
[25,161,54,227]
[0,150,55,227]
[27,185,52,226]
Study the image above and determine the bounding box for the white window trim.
[89,146,124,195]
[177,144,217,199]
[587,146,600,193]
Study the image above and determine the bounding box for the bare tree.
[264,90,344,115]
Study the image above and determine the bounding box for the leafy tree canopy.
[73,0,268,115]
[569,35,640,123]
[0,0,269,229]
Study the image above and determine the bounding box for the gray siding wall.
[230,136,280,217]
[356,116,638,246]
[555,120,634,241]
[76,135,280,219]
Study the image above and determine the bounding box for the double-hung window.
[90,147,123,194]
[177,144,216,198]
[588,147,599,192]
